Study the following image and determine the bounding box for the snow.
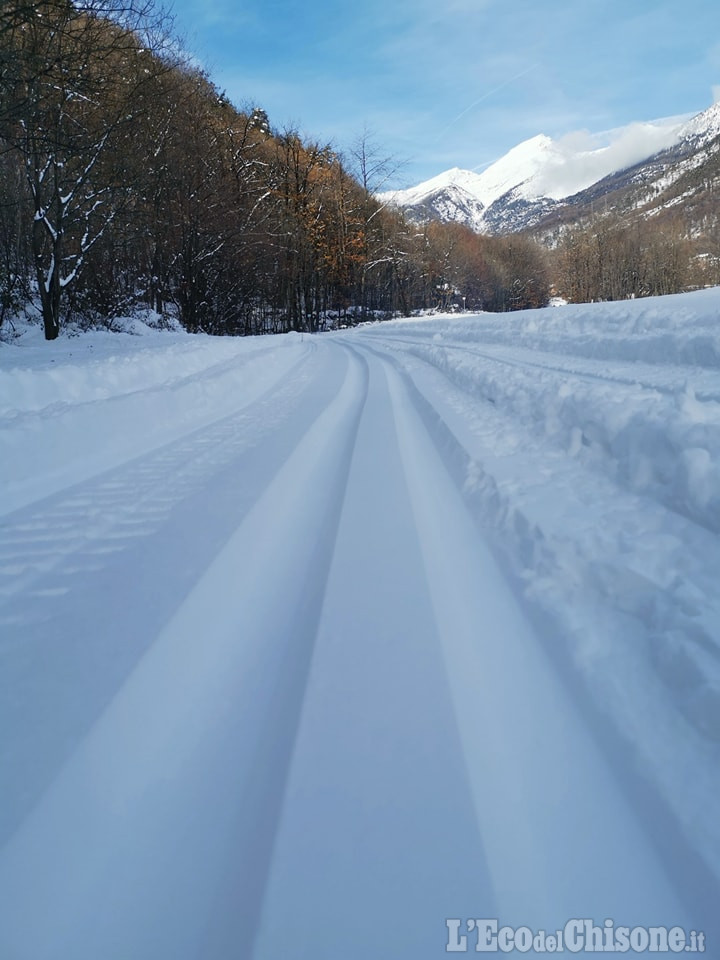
[2,291,720,957]
[0,325,308,513]
[472,133,557,204]
[381,107,717,216]
[677,100,720,147]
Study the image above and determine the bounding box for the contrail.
[435,63,539,141]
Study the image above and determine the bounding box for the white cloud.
[530,119,688,200]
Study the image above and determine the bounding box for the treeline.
[553,216,698,303]
[0,0,550,340]
[419,221,550,313]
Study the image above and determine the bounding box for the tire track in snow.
[1,339,314,516]
[381,347,699,928]
[0,343,363,855]
[251,343,698,958]
[0,339,293,426]
[0,342,369,960]
[0,345,317,603]
[356,339,718,937]
[252,346,493,959]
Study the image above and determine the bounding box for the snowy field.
[1,290,720,957]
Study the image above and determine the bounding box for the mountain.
[531,101,720,241]
[380,103,720,235]
[390,169,489,233]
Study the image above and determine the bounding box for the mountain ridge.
[380,102,720,235]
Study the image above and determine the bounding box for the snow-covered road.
[1,293,719,957]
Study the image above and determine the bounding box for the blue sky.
[169,0,720,187]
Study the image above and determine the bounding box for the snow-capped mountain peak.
[383,167,485,207]
[380,108,714,234]
[380,135,558,213]
[677,100,720,145]
[471,133,555,205]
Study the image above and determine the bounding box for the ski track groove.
[0,338,295,426]
[0,339,316,517]
[252,341,701,958]
[346,339,720,935]
[0,346,318,603]
[0,343,359,849]
[252,343,496,958]
[0,342,371,960]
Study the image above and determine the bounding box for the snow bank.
[0,327,308,514]
[374,287,720,367]
[365,288,720,532]
[1,326,279,415]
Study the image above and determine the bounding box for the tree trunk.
[32,223,61,340]
[38,274,61,340]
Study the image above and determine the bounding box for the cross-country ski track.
[2,296,720,958]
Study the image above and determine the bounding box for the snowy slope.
[677,99,720,147]
[2,293,720,957]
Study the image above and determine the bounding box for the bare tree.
[0,0,175,338]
